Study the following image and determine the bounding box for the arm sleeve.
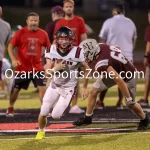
[79,18,87,35]
[44,32,51,48]
[132,22,137,39]
[95,59,109,74]
[144,26,150,42]
[10,30,20,46]
[98,20,109,41]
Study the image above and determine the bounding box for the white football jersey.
[45,44,85,87]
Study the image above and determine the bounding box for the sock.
[86,113,93,117]
[39,128,45,132]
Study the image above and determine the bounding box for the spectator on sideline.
[54,0,87,114]
[45,6,64,43]
[138,10,150,106]
[96,4,137,109]
[0,6,11,97]
[6,12,50,117]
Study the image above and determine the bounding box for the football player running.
[35,26,89,139]
[73,39,149,130]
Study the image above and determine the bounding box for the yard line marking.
[0,127,136,133]
[1,132,150,141]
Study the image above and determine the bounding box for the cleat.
[73,115,92,126]
[69,105,85,114]
[116,102,124,110]
[137,113,149,130]
[6,107,14,117]
[138,99,149,107]
[95,101,104,109]
[35,131,45,140]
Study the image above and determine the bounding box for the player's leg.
[36,83,60,139]
[73,77,116,126]
[51,86,76,119]
[69,83,85,114]
[138,66,150,106]
[6,75,31,117]
[116,88,124,109]
[125,75,149,130]
[95,89,108,109]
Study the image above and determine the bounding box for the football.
[54,59,70,75]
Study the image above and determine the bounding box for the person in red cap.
[45,6,64,43]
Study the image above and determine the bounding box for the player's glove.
[72,115,92,126]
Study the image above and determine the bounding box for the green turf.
[0,132,150,150]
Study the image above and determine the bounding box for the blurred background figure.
[54,0,87,114]
[45,6,64,43]
[96,3,137,109]
[1,58,13,94]
[0,6,11,98]
[138,10,150,107]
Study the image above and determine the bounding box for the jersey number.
[110,46,127,64]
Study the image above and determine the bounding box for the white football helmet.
[79,39,100,63]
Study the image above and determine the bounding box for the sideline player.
[73,39,149,130]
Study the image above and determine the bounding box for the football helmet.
[79,39,100,63]
[55,26,74,54]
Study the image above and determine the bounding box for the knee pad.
[40,102,51,116]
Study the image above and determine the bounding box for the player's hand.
[143,58,148,67]
[12,59,21,68]
[82,87,88,100]
[54,60,65,71]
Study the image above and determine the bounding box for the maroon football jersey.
[144,26,150,42]
[94,43,136,81]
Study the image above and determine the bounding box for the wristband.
[144,55,148,58]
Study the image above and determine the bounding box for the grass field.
[0,79,150,150]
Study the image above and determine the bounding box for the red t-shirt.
[145,26,150,42]
[54,16,87,46]
[10,27,50,72]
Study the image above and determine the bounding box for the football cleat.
[35,131,45,140]
[137,113,149,130]
[6,107,14,117]
[73,115,92,126]
[138,99,149,107]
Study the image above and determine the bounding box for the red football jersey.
[10,27,51,72]
[94,44,136,81]
[54,16,87,46]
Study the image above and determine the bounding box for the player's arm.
[79,61,90,100]
[133,37,136,50]
[45,58,65,77]
[81,33,87,42]
[80,61,90,87]
[144,41,150,67]
[107,66,131,100]
[98,20,109,43]
[8,43,21,67]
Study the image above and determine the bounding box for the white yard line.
[1,131,150,141]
